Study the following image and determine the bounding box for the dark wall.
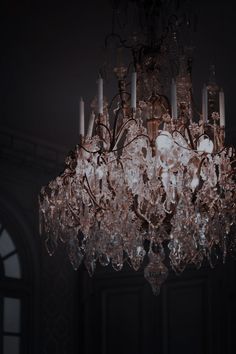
[1,0,236,147]
[0,134,78,354]
[78,261,236,354]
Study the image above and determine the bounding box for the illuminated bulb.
[197,138,214,154]
[191,175,199,191]
[155,131,173,152]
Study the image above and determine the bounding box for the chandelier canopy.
[39,0,236,294]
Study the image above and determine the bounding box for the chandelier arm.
[171,129,193,150]
[111,134,151,153]
[197,156,206,176]
[163,200,173,214]
[76,143,101,154]
[212,147,227,156]
[108,93,131,129]
[215,146,234,156]
[96,122,112,148]
[160,101,170,114]
[97,155,107,166]
[172,130,220,154]
[106,172,116,197]
[213,147,234,157]
[185,125,195,150]
[84,174,107,211]
[100,136,110,147]
[195,133,211,144]
[108,90,131,112]
[133,202,151,226]
[118,158,124,171]
[118,117,137,135]
[110,107,124,150]
[195,134,231,156]
[108,93,121,111]
[112,118,138,150]
[105,157,118,165]
[84,184,103,210]
[172,140,207,153]
[62,173,75,186]
[67,203,81,224]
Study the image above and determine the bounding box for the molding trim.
[0,128,66,173]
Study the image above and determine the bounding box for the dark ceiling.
[1,0,236,149]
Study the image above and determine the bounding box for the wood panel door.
[78,261,236,354]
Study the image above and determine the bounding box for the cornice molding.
[0,127,66,174]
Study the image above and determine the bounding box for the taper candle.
[171,78,177,119]
[98,75,103,114]
[87,111,95,138]
[79,97,85,137]
[219,89,225,127]
[131,72,137,110]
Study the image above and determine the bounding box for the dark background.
[0,1,236,354]
[1,0,236,146]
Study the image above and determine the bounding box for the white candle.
[131,72,137,110]
[87,111,95,138]
[202,84,208,123]
[98,75,103,114]
[79,97,85,137]
[219,89,225,127]
[171,78,177,119]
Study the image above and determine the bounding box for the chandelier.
[39,1,236,294]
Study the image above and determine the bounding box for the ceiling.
[1,0,236,150]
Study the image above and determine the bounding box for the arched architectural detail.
[0,190,40,354]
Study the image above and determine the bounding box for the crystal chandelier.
[39,1,236,294]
